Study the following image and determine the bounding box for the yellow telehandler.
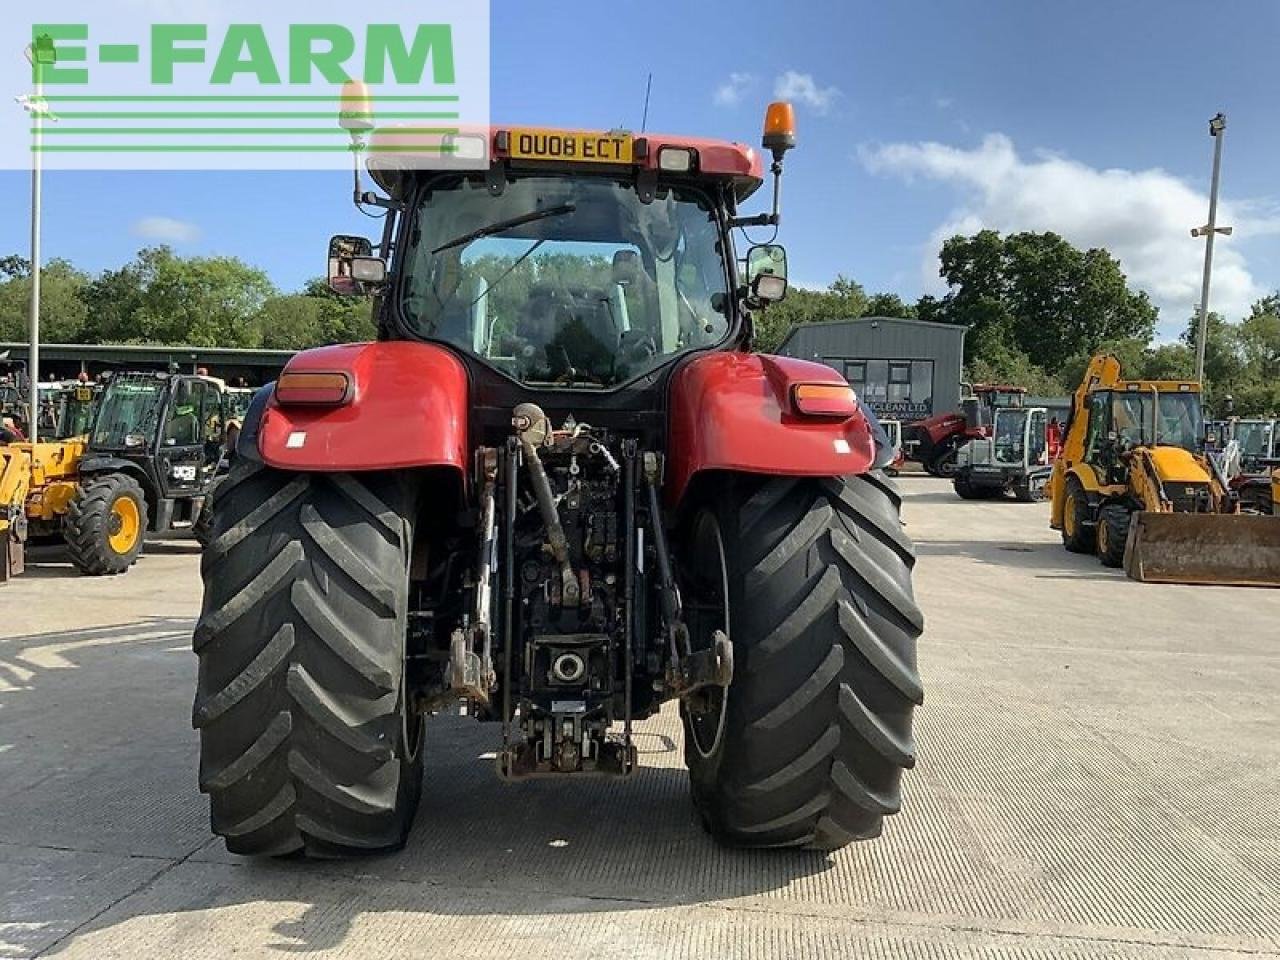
[1048,354,1280,586]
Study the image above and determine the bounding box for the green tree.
[967,344,1067,396]
[752,274,870,352]
[862,292,916,319]
[0,258,90,342]
[82,247,275,347]
[923,230,1157,377]
[0,255,31,280]
[1142,342,1195,381]
[1180,311,1243,409]
[1227,295,1280,414]
[255,288,375,350]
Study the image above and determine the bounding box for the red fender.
[258,341,468,473]
[666,352,877,506]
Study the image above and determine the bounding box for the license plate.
[75,386,93,402]
[508,130,633,164]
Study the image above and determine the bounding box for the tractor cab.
[37,381,98,441]
[964,384,1027,432]
[327,116,793,445]
[83,371,225,536]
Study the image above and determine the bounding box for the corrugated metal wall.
[777,318,966,418]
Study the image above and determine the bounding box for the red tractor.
[904,384,1027,476]
[192,101,924,858]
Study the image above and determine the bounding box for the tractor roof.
[367,125,766,202]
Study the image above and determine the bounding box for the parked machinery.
[953,405,1052,501]
[191,100,926,858]
[904,384,1027,477]
[4,370,226,578]
[1048,354,1280,586]
[1220,418,1278,514]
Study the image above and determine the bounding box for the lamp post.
[21,37,56,443]
[1190,113,1232,384]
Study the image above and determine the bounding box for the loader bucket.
[1124,511,1280,587]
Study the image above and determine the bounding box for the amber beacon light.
[763,101,797,159]
[732,101,798,229]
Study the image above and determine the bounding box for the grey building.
[776,317,966,421]
[0,342,293,387]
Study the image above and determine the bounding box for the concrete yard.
[2,475,1278,959]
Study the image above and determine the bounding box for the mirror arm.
[349,133,403,212]
[728,158,785,229]
[729,212,778,229]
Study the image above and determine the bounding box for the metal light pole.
[1191,113,1232,383]
[21,39,55,443]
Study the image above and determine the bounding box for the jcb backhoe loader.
[1048,354,1280,586]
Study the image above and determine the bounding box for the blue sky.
[2,0,1277,338]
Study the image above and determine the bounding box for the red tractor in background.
[904,383,1028,476]
[192,100,924,860]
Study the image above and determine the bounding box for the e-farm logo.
[32,23,456,88]
[8,2,490,171]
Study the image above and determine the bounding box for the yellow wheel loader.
[1048,354,1280,586]
[1,438,85,582]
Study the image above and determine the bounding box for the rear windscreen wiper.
[431,202,576,255]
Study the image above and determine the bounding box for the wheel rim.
[107,495,141,555]
[1064,493,1078,538]
[685,510,730,760]
[401,670,424,763]
[1097,517,1109,555]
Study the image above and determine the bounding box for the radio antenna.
[641,72,653,132]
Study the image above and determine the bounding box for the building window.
[888,362,912,402]
[838,358,934,419]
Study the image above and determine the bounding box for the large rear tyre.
[64,474,146,575]
[192,458,424,858]
[1060,476,1094,554]
[1096,503,1131,568]
[684,474,924,851]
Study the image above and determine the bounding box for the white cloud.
[773,71,840,115]
[860,133,1280,335]
[713,73,754,108]
[132,217,202,245]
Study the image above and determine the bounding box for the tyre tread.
[193,464,420,858]
[687,474,924,851]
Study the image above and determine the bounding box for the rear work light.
[792,383,858,419]
[657,147,696,172]
[275,372,352,406]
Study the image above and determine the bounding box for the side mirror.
[328,235,387,296]
[745,243,788,304]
